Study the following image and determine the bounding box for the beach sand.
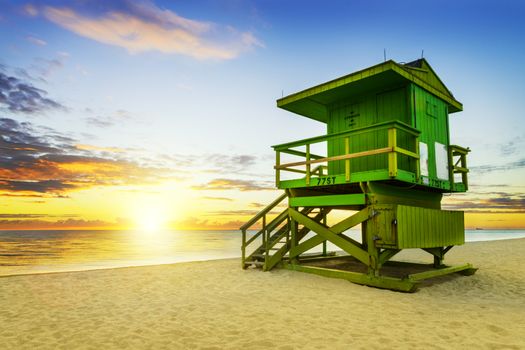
[1,239,524,349]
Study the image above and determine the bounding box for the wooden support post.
[290,214,298,264]
[388,128,398,177]
[262,215,268,269]
[289,208,370,265]
[366,219,380,277]
[461,153,468,190]
[241,229,246,268]
[345,137,350,182]
[305,144,311,186]
[415,136,420,181]
[322,209,327,256]
[448,146,454,191]
[378,249,400,267]
[275,151,280,187]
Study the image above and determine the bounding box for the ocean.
[1,229,524,276]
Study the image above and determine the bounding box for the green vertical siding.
[396,205,464,248]
[325,84,452,185]
[327,85,416,175]
[327,93,385,174]
[413,85,450,181]
[370,205,465,249]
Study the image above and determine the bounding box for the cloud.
[85,116,114,128]
[22,4,39,17]
[0,118,173,197]
[0,69,65,114]
[84,109,134,128]
[207,209,281,216]
[0,213,77,218]
[26,35,47,46]
[31,57,64,78]
[249,202,265,208]
[205,154,257,168]
[173,216,245,230]
[154,152,263,176]
[75,144,125,153]
[192,178,274,191]
[442,192,525,213]
[500,136,524,156]
[201,196,234,202]
[40,1,263,60]
[0,218,118,230]
[471,159,525,174]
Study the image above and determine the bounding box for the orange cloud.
[0,118,173,197]
[42,3,263,60]
[0,218,126,230]
[173,216,245,230]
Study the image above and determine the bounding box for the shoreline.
[1,237,525,279]
[0,256,239,279]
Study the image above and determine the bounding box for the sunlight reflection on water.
[0,229,524,276]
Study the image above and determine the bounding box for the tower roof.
[277,58,462,123]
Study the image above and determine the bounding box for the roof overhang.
[277,60,463,123]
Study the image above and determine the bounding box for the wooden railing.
[449,145,470,191]
[240,193,288,268]
[272,121,421,186]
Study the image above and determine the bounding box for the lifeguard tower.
[240,59,476,292]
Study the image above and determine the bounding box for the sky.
[0,0,524,230]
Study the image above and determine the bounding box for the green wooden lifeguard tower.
[241,59,476,292]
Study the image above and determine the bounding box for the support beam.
[408,263,476,282]
[289,208,370,265]
[289,194,365,207]
[290,206,371,259]
[379,249,400,266]
[283,263,418,293]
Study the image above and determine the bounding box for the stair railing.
[240,193,288,268]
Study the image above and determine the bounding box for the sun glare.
[133,204,170,233]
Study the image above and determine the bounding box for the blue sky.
[0,0,524,229]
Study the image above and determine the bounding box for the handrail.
[448,145,470,191]
[272,120,420,151]
[240,192,289,269]
[244,209,288,247]
[275,147,394,170]
[280,148,324,160]
[273,121,421,186]
[240,193,287,231]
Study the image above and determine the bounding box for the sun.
[134,206,168,232]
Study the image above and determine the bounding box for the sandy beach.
[1,238,524,349]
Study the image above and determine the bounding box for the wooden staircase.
[240,193,328,271]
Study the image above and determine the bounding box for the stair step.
[246,261,264,267]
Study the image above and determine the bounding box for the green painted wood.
[408,263,475,282]
[289,207,370,259]
[289,208,370,265]
[396,205,464,248]
[264,244,288,271]
[273,120,418,151]
[276,59,462,123]
[240,193,287,231]
[283,263,418,293]
[367,204,465,249]
[272,59,469,194]
[366,182,442,209]
[378,249,400,266]
[289,194,365,207]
